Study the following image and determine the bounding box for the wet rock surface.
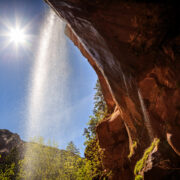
[45,0,180,179]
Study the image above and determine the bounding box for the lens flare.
[0,17,31,51]
[8,27,26,45]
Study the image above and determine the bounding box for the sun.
[8,27,27,46]
[0,18,32,52]
[9,28,26,43]
[1,21,30,50]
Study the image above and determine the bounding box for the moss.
[135,175,143,180]
[134,138,160,177]
[128,141,137,159]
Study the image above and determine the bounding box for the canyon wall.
[45,0,180,179]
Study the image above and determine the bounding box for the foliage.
[84,80,107,140]
[0,155,15,180]
[134,138,160,179]
[135,175,143,180]
[128,141,137,159]
[66,141,80,155]
[84,138,104,178]
[93,80,107,115]
[76,158,93,179]
[0,163,15,180]
[83,80,110,179]
[18,137,83,180]
[0,139,87,180]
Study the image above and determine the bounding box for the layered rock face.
[0,129,23,156]
[45,0,180,179]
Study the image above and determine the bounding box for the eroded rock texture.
[45,0,180,179]
[0,129,23,156]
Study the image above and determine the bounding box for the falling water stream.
[138,90,154,140]
[25,9,70,141]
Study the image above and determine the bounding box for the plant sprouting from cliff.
[135,174,143,180]
[128,141,137,159]
[134,138,160,180]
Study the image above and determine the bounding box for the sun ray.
[0,16,33,52]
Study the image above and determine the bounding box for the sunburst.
[8,26,27,46]
[0,18,32,51]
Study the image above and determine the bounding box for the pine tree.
[66,141,80,156]
[93,80,106,115]
[84,80,107,140]
[83,79,110,179]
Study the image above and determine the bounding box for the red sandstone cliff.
[45,0,180,179]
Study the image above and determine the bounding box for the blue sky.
[0,0,97,155]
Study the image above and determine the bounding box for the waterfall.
[138,90,154,140]
[25,9,70,141]
[122,73,129,94]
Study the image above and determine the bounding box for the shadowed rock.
[0,129,23,155]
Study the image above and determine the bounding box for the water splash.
[138,90,154,140]
[25,9,70,140]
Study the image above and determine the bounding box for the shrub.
[134,138,160,180]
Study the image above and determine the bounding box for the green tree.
[18,137,84,180]
[66,141,80,156]
[84,80,107,140]
[0,155,15,180]
[18,137,65,180]
[93,80,107,115]
[63,141,82,179]
[82,79,110,179]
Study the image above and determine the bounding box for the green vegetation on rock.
[135,174,143,180]
[128,141,137,159]
[134,138,160,180]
